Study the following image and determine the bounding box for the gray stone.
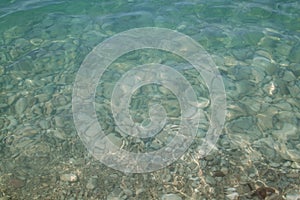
[226,192,239,200]
[60,174,78,182]
[86,177,97,190]
[286,191,300,200]
[161,193,182,200]
[39,119,50,130]
[282,70,296,82]
[15,97,27,115]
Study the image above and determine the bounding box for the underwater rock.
[60,174,78,182]
[86,176,97,190]
[161,193,182,200]
[15,97,27,115]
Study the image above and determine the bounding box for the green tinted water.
[0,0,300,199]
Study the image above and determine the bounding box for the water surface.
[0,0,300,199]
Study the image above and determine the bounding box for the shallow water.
[0,0,300,199]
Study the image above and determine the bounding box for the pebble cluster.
[0,1,300,199]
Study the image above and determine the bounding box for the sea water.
[0,0,299,199]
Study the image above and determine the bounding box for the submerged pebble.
[161,194,182,200]
[15,97,27,115]
[30,38,43,46]
[86,176,97,190]
[60,174,78,182]
[8,178,25,189]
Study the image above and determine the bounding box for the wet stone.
[54,116,64,128]
[254,68,267,84]
[282,70,296,82]
[30,38,43,46]
[253,56,276,75]
[18,125,39,137]
[52,129,67,140]
[15,97,28,115]
[287,82,300,98]
[86,176,97,190]
[226,191,239,200]
[256,113,273,131]
[6,116,17,130]
[269,162,281,168]
[45,101,54,115]
[229,65,252,81]
[243,31,264,46]
[38,119,50,130]
[161,193,182,200]
[123,189,133,197]
[205,175,216,185]
[60,174,78,182]
[236,80,256,97]
[286,190,300,200]
[14,38,30,52]
[8,177,25,189]
[227,116,255,133]
[291,162,300,169]
[231,48,253,60]
[35,94,51,102]
[31,105,42,115]
[242,97,261,113]
[253,138,277,161]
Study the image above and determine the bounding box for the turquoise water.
[0,0,300,199]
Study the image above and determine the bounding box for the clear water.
[0,0,300,199]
